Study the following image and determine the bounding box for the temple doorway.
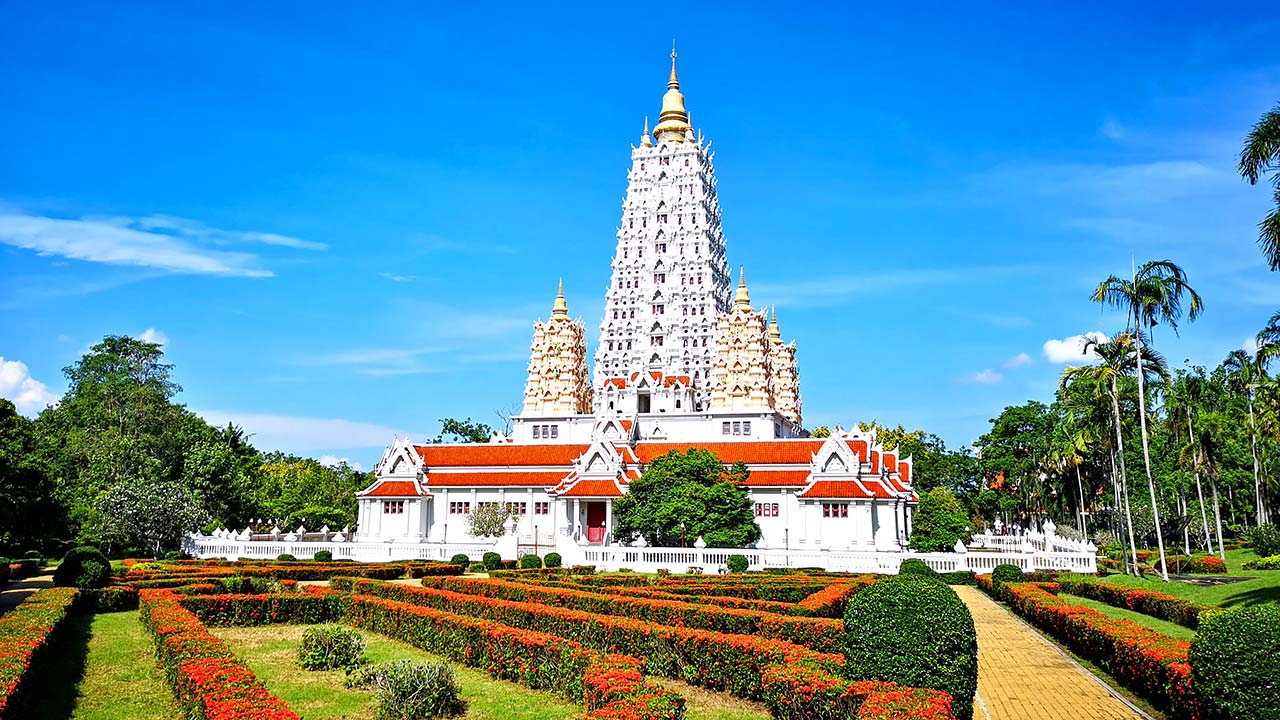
[586,502,607,544]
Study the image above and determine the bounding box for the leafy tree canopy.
[909,487,969,552]
[434,417,494,444]
[612,448,760,548]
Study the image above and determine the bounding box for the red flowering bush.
[0,587,78,716]
[1054,577,1206,630]
[137,589,300,720]
[760,662,953,719]
[795,580,875,618]
[1000,582,1200,719]
[178,592,344,626]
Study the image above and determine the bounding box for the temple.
[356,52,917,553]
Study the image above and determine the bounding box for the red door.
[586,502,607,544]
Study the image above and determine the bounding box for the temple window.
[533,426,540,439]
[535,501,550,515]
[449,502,471,515]
[382,501,405,515]
[550,425,558,438]
[722,422,731,435]
[732,421,741,435]
[654,273,665,283]
[822,503,850,519]
[743,421,752,434]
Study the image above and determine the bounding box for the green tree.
[467,503,512,538]
[908,487,969,552]
[434,417,495,444]
[254,459,370,529]
[1221,349,1270,525]
[810,425,831,439]
[1094,260,1202,581]
[0,399,63,550]
[1239,103,1280,270]
[93,478,208,555]
[612,449,760,547]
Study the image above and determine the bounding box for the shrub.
[164,550,184,561]
[0,588,79,717]
[726,555,749,573]
[482,552,502,571]
[1244,554,1280,570]
[543,552,562,569]
[277,553,297,562]
[467,563,486,574]
[990,564,1023,595]
[53,546,112,589]
[298,624,367,670]
[897,558,940,579]
[940,571,977,586]
[371,660,466,719]
[1246,523,1280,559]
[449,553,470,567]
[519,554,542,569]
[1190,604,1280,719]
[314,550,333,562]
[843,574,978,720]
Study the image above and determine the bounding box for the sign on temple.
[356,52,917,553]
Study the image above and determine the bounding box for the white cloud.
[1243,336,1260,354]
[1043,331,1109,363]
[0,210,321,277]
[195,409,415,453]
[379,273,418,283]
[753,265,1040,308]
[318,454,366,472]
[0,357,58,415]
[1100,117,1129,142]
[1003,352,1032,369]
[137,328,169,348]
[963,369,1003,385]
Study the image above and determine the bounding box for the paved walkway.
[0,571,55,616]
[953,586,1146,720]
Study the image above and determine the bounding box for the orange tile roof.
[425,471,569,487]
[605,378,627,388]
[898,460,912,487]
[741,469,811,486]
[362,480,426,497]
[416,444,588,467]
[558,479,623,497]
[847,439,868,461]
[634,440,823,465]
[797,480,888,499]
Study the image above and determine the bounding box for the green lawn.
[1098,547,1280,608]
[1060,593,1197,641]
[13,611,181,720]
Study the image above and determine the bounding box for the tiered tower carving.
[767,309,803,426]
[523,282,593,416]
[594,50,732,409]
[708,271,774,411]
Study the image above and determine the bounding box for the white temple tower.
[522,281,593,416]
[709,270,773,412]
[594,50,732,409]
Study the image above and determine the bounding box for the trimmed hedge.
[482,552,502,571]
[298,624,366,670]
[843,575,977,720]
[519,554,543,570]
[761,662,954,720]
[313,550,334,562]
[544,552,562,568]
[989,564,1023,596]
[0,588,79,717]
[1055,577,1206,630]
[53,546,112,589]
[1189,605,1280,719]
[1243,554,1280,570]
[179,592,344,626]
[897,559,940,579]
[726,555,749,573]
[138,589,300,719]
[450,553,470,567]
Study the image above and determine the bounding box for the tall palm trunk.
[1075,464,1088,537]
[1246,392,1266,525]
[1211,476,1226,561]
[1131,325,1170,581]
[1187,416,1212,552]
[1109,448,1130,574]
[1110,377,1140,575]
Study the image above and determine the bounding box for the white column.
[573,498,581,540]
[813,501,822,546]
[605,500,613,545]
[440,488,450,543]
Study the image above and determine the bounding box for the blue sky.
[2,3,1278,469]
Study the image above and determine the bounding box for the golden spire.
[769,306,781,341]
[734,266,752,311]
[653,46,691,144]
[641,116,652,147]
[551,278,569,320]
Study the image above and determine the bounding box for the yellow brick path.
[953,586,1146,720]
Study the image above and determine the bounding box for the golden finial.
[734,266,752,311]
[653,45,691,144]
[551,278,569,320]
[769,306,782,341]
[641,116,652,147]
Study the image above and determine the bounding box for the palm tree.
[1094,260,1201,581]
[1166,370,1218,557]
[1239,104,1280,270]
[1221,349,1270,525]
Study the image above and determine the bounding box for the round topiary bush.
[519,554,543,569]
[450,553,470,567]
[277,553,297,562]
[898,558,940,579]
[991,563,1024,590]
[1246,523,1280,559]
[370,660,465,719]
[467,562,486,574]
[164,550,183,561]
[314,550,333,562]
[843,574,978,720]
[726,554,749,573]
[53,546,111,589]
[543,552,562,569]
[298,624,368,671]
[1190,604,1280,719]
[482,552,502,571]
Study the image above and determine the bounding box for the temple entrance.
[586,502,607,544]
[638,392,651,413]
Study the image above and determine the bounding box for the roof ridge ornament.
[551,278,569,320]
[733,265,752,311]
[653,45,691,144]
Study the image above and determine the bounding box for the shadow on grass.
[10,612,92,720]
[1220,584,1280,608]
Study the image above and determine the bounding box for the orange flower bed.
[0,588,78,716]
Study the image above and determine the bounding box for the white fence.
[184,532,1096,575]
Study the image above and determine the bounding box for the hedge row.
[423,576,844,652]
[610,585,811,615]
[761,662,954,720]
[137,589,300,720]
[123,561,456,584]
[795,580,876,618]
[1243,554,1280,570]
[340,592,682,719]
[981,579,1198,718]
[651,580,827,602]
[178,592,343,626]
[0,588,79,719]
[1054,577,1206,630]
[1155,555,1227,575]
[332,576,839,700]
